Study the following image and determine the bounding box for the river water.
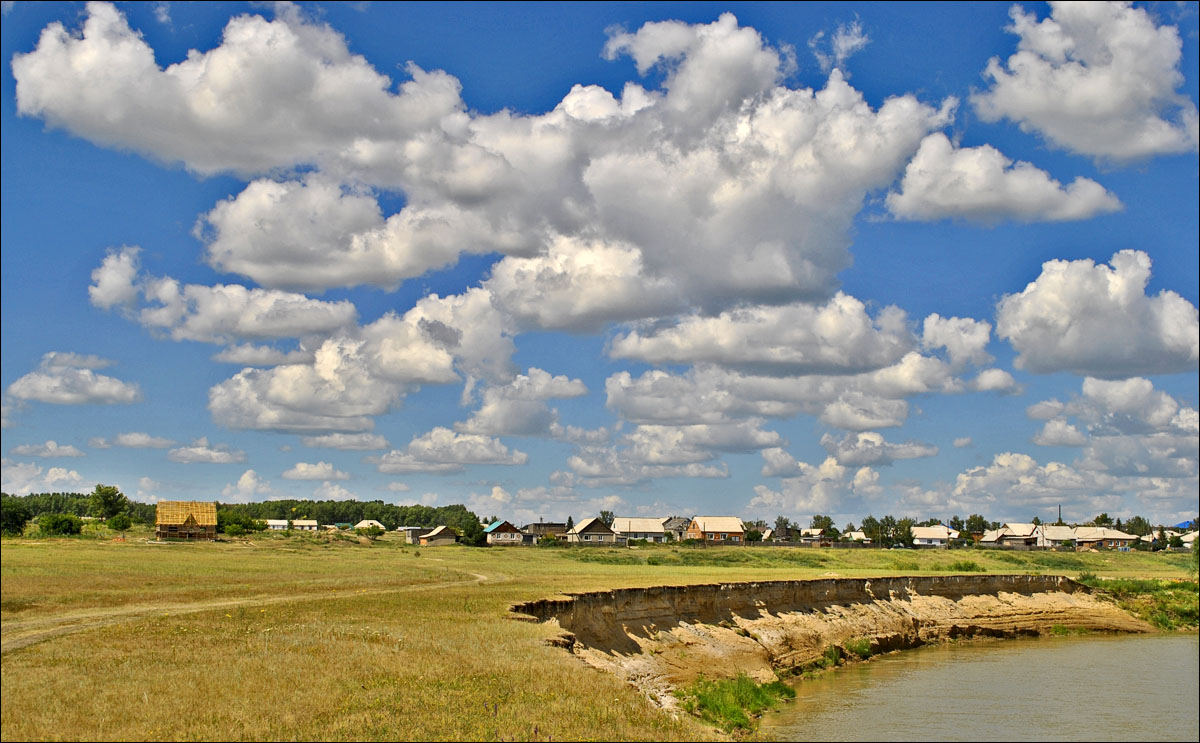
[760,633,1199,741]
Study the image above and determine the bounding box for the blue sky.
[2,1,1197,527]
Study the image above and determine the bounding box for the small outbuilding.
[354,519,386,531]
[155,501,217,541]
[419,525,458,546]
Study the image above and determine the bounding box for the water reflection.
[761,634,1199,742]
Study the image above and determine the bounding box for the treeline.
[1,491,156,527]
[1,492,486,546]
[218,500,485,545]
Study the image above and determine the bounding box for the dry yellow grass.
[1,534,1193,741]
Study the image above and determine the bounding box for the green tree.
[89,484,127,520]
[1,495,32,536]
[810,514,835,532]
[1093,512,1114,527]
[949,515,964,531]
[598,510,615,527]
[964,514,989,534]
[745,529,763,543]
[565,516,575,532]
[774,515,792,538]
[895,518,915,548]
[1124,515,1153,536]
[107,512,132,533]
[860,515,882,544]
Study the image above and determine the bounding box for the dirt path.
[1,568,503,655]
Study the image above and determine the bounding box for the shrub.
[946,560,985,572]
[844,638,873,659]
[822,645,843,667]
[37,513,83,536]
[674,673,795,732]
[224,524,246,537]
[107,513,132,532]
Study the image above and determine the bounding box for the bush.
[107,513,132,532]
[37,513,83,536]
[674,673,795,732]
[844,638,873,659]
[224,524,246,536]
[945,560,985,572]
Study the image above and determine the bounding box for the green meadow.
[2,531,1194,741]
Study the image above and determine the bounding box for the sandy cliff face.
[510,575,1150,708]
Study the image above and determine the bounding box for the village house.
[686,517,745,544]
[566,517,618,545]
[419,525,458,546]
[522,521,568,543]
[842,530,870,543]
[1042,524,1078,549]
[155,501,217,541]
[911,524,959,548]
[291,519,318,531]
[264,519,290,531]
[662,516,691,542]
[610,517,669,543]
[799,528,826,544]
[1074,527,1138,550]
[354,519,386,531]
[484,520,524,545]
[981,523,1044,549]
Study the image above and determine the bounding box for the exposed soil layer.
[510,574,1151,709]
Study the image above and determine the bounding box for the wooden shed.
[155,501,217,541]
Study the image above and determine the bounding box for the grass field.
[1,530,1194,741]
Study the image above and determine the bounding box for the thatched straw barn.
[155,501,217,541]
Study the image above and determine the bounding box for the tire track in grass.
[1,567,506,654]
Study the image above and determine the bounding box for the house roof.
[1000,523,1040,537]
[800,528,824,538]
[292,519,318,526]
[354,519,385,529]
[844,531,869,541]
[422,525,457,539]
[611,517,668,534]
[155,500,217,526]
[691,517,745,533]
[1042,525,1077,541]
[911,525,959,540]
[484,520,520,533]
[571,517,615,534]
[265,519,289,526]
[1074,527,1137,542]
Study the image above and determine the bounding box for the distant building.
[419,525,458,546]
[611,517,669,543]
[484,520,524,545]
[1074,527,1137,550]
[396,526,425,544]
[911,525,959,548]
[155,501,217,541]
[566,517,618,545]
[265,519,290,531]
[686,517,745,544]
[291,519,318,531]
[523,522,568,543]
[662,516,691,542]
[354,519,386,531]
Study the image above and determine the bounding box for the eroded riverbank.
[510,574,1151,710]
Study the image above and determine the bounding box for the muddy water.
[760,633,1199,741]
